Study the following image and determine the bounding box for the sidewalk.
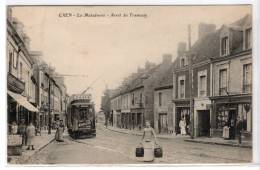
[185,137,252,148]
[99,123,190,140]
[8,130,56,164]
[100,124,252,148]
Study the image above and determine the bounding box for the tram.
[67,94,96,139]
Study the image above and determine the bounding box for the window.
[219,69,227,95]
[180,80,185,98]
[19,62,22,81]
[13,50,18,69]
[27,71,30,96]
[181,58,185,67]
[159,93,162,106]
[9,52,13,73]
[139,93,142,107]
[221,37,228,55]
[217,108,229,129]
[132,93,134,105]
[243,64,252,93]
[245,28,252,49]
[199,75,206,97]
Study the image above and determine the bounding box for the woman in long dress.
[26,122,35,150]
[140,120,159,162]
[55,120,65,142]
[179,117,186,135]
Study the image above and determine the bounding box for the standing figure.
[236,116,243,146]
[55,120,65,142]
[18,119,27,146]
[179,117,186,135]
[11,121,18,135]
[140,120,159,162]
[26,122,36,150]
[222,118,230,139]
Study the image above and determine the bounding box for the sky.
[11,5,251,111]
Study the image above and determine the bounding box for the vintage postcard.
[6,5,253,164]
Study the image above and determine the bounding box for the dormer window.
[245,28,252,49]
[221,37,228,55]
[181,58,185,67]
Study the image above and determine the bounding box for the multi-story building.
[153,54,173,134]
[7,7,38,131]
[209,14,252,140]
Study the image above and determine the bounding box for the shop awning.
[7,90,39,112]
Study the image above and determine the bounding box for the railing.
[7,72,25,94]
[243,84,252,93]
[219,87,227,95]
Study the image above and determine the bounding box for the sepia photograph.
[5,5,254,165]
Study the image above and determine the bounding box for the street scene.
[6,6,253,164]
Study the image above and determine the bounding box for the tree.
[100,89,111,128]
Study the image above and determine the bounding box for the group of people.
[10,119,37,150]
[223,116,244,145]
[9,118,66,151]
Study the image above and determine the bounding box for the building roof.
[230,14,251,27]
[154,65,173,90]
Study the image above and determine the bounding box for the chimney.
[12,18,24,38]
[23,33,31,51]
[177,42,186,57]
[162,54,172,67]
[145,61,150,70]
[198,22,216,39]
[137,67,144,74]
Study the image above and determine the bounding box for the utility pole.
[188,25,195,139]
[48,63,52,134]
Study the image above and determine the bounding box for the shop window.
[245,28,252,49]
[217,108,229,129]
[243,64,252,93]
[219,69,227,95]
[221,37,228,55]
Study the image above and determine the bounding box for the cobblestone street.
[19,124,252,164]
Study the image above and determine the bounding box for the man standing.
[236,116,243,146]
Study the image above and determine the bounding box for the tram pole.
[188,25,195,139]
[48,63,51,134]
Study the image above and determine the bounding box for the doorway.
[159,113,168,133]
[198,110,210,137]
[228,109,237,140]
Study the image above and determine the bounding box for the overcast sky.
[12,5,251,111]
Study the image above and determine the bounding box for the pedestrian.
[236,116,243,146]
[11,121,18,135]
[55,120,65,142]
[18,119,27,146]
[34,120,41,136]
[26,122,36,150]
[222,118,230,139]
[179,117,186,135]
[140,120,159,162]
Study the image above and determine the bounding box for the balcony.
[7,73,25,94]
[243,84,252,93]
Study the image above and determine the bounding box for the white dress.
[142,127,155,162]
[179,120,186,135]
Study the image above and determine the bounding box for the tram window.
[80,109,87,118]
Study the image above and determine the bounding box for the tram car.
[67,94,96,139]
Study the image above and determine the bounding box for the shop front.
[173,99,190,135]
[210,94,252,140]
[130,108,144,130]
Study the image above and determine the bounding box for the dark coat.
[236,120,243,133]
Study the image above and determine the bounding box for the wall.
[154,88,173,133]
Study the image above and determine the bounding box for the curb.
[100,125,252,148]
[185,139,252,149]
[10,138,55,164]
[99,125,188,140]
